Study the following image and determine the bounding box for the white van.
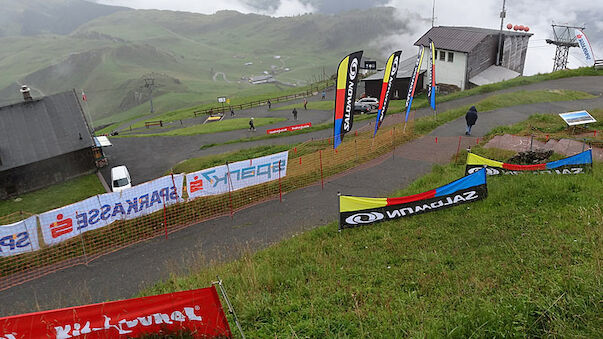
[111,165,132,192]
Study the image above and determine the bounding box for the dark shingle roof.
[0,90,94,171]
[414,26,532,53]
[361,55,427,81]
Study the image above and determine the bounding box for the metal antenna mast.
[495,0,506,66]
[144,76,155,113]
[546,24,584,72]
[431,0,436,27]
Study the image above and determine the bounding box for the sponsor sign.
[187,151,288,199]
[267,122,312,135]
[364,60,377,70]
[0,286,231,339]
[217,96,227,103]
[465,150,593,176]
[575,29,595,66]
[374,50,402,136]
[0,216,40,257]
[334,51,363,149]
[404,46,425,122]
[339,168,487,229]
[559,110,596,126]
[427,39,436,111]
[39,175,184,247]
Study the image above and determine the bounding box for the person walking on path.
[321,91,326,100]
[465,106,478,135]
[249,117,255,131]
[230,107,235,116]
[292,108,298,121]
[303,98,308,110]
[267,99,272,110]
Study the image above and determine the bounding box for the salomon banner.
[404,46,425,122]
[187,151,288,199]
[575,29,595,66]
[428,39,436,111]
[339,168,487,229]
[0,216,40,257]
[39,175,184,247]
[0,286,232,338]
[334,51,363,149]
[374,50,402,136]
[466,150,593,176]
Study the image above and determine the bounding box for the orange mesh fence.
[0,118,416,291]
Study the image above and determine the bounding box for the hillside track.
[2,76,602,316]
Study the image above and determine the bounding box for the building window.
[439,50,446,61]
[448,52,454,62]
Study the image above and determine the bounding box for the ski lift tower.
[545,24,585,72]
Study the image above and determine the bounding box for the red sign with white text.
[0,286,232,339]
[266,122,311,135]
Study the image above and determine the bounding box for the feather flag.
[333,51,363,149]
[404,46,425,122]
[374,50,402,136]
[427,39,436,111]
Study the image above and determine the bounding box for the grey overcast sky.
[93,0,602,75]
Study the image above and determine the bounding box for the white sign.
[575,29,595,66]
[559,110,597,126]
[186,151,288,199]
[217,97,227,103]
[0,216,40,257]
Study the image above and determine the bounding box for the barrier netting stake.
[226,162,234,219]
[278,160,282,202]
[163,199,168,239]
[76,212,89,265]
[319,150,324,190]
[455,136,462,163]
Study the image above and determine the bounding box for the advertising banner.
[340,168,487,229]
[0,216,40,257]
[334,51,363,149]
[404,46,425,122]
[97,174,184,226]
[187,151,288,199]
[465,150,593,176]
[267,122,312,135]
[374,50,402,136]
[575,29,595,66]
[0,286,232,339]
[38,196,102,247]
[428,39,436,111]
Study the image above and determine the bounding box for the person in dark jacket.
[249,117,255,131]
[292,108,298,121]
[465,106,478,135]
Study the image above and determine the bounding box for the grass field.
[141,154,602,337]
[0,174,105,217]
[120,117,286,137]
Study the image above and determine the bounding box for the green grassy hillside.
[142,158,602,337]
[0,6,401,126]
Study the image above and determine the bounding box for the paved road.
[2,76,602,316]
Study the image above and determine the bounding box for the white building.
[415,26,532,90]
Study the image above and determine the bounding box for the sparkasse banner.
[186,151,288,199]
[575,29,595,66]
[0,216,40,257]
[0,286,232,339]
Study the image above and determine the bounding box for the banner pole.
[170,172,180,203]
[319,150,324,190]
[213,277,246,339]
[338,192,342,232]
[278,160,282,202]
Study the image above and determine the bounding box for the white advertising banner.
[0,216,40,257]
[575,29,595,66]
[186,151,288,199]
[39,196,102,247]
[97,174,184,225]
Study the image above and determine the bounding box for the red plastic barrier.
[266,122,312,135]
[0,286,231,338]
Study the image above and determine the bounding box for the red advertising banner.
[266,122,312,135]
[0,286,232,338]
